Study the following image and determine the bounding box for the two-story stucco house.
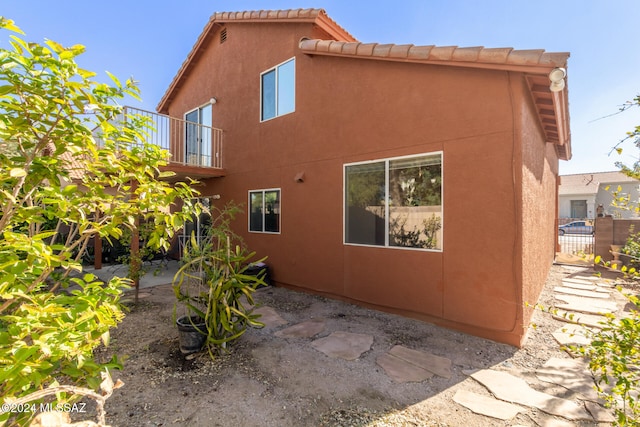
[149,8,571,346]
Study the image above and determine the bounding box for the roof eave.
[157,18,222,114]
[156,9,355,114]
[299,40,572,161]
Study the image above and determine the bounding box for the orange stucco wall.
[517,77,561,344]
[164,21,560,346]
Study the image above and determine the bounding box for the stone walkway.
[121,261,627,424]
[450,270,620,424]
[254,267,625,425]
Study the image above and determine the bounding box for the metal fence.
[123,106,223,169]
[557,218,594,257]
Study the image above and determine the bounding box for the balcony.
[124,106,225,179]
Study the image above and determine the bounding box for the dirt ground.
[78,264,616,427]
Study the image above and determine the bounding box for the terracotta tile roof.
[299,38,571,160]
[212,8,355,41]
[298,39,568,73]
[156,8,571,161]
[559,171,638,195]
[157,8,354,113]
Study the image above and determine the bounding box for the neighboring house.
[150,9,571,347]
[559,171,640,219]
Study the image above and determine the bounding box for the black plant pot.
[176,315,206,355]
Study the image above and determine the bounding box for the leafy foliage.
[569,286,640,426]
[621,227,640,269]
[173,204,265,359]
[564,94,640,425]
[389,214,442,249]
[0,18,198,426]
[613,95,640,179]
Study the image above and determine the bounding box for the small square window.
[261,58,295,121]
[249,189,281,233]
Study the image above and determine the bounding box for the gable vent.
[220,28,227,44]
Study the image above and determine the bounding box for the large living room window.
[260,58,295,121]
[249,189,281,233]
[344,152,442,251]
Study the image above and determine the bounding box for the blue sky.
[2,1,639,175]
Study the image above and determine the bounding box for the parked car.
[558,221,594,235]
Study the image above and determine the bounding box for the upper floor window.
[261,58,295,121]
[344,153,443,251]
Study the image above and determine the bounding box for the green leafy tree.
[584,94,640,425]
[0,18,198,425]
[613,95,640,178]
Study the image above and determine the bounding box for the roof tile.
[388,44,413,59]
[506,49,544,65]
[451,46,483,62]
[341,42,359,56]
[476,47,513,64]
[356,43,377,56]
[539,52,570,66]
[407,45,434,60]
[315,40,333,53]
[373,44,394,58]
[429,46,457,61]
[328,41,344,54]
[298,8,314,18]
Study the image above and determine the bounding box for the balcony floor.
[160,162,226,180]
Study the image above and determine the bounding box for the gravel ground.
[72,263,624,426]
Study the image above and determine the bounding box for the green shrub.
[0,18,197,426]
[173,204,265,359]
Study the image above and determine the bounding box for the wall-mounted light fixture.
[549,67,566,92]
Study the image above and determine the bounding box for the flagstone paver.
[585,401,616,423]
[553,286,610,299]
[253,306,288,328]
[554,294,617,314]
[376,353,434,383]
[275,318,326,338]
[388,345,452,379]
[453,389,525,420]
[310,331,373,360]
[551,324,592,347]
[560,281,598,291]
[536,357,599,401]
[553,309,607,328]
[570,275,600,282]
[562,277,594,285]
[539,420,576,427]
[469,369,592,420]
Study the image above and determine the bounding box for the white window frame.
[248,188,281,234]
[260,57,295,122]
[184,101,213,167]
[343,151,443,252]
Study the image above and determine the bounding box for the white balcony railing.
[123,106,223,169]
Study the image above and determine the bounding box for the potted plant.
[172,203,265,357]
